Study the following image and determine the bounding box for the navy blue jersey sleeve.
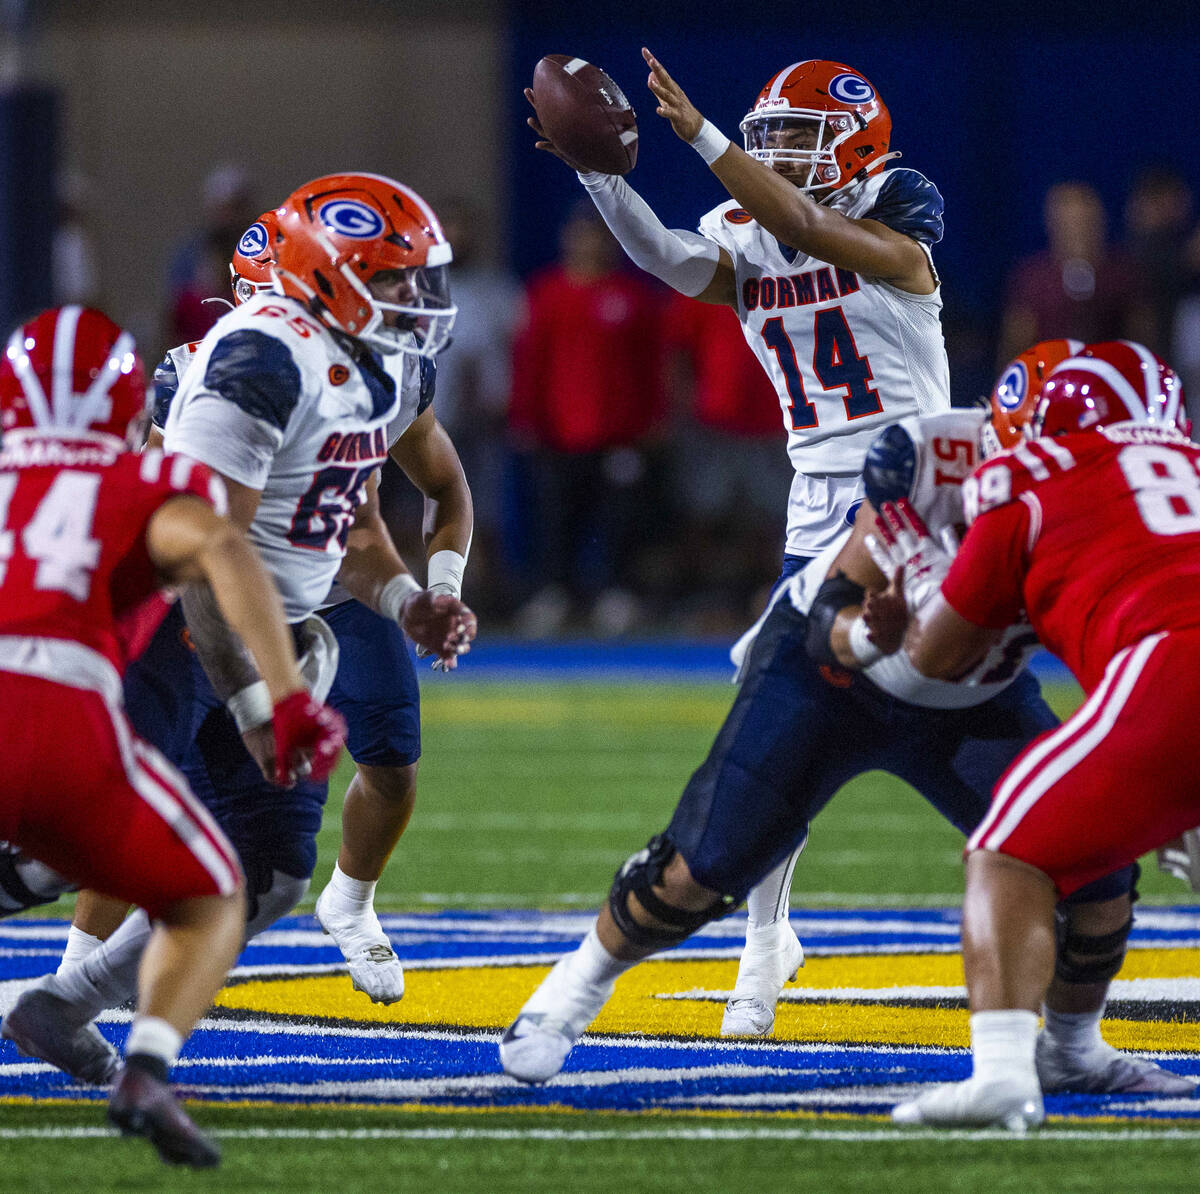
[151,354,179,429]
[863,423,917,508]
[417,357,436,416]
[202,330,302,431]
[867,170,944,246]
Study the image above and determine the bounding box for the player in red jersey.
[871,341,1200,1128]
[0,306,345,1167]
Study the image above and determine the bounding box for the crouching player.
[499,341,1190,1098]
[0,307,345,1166]
[889,341,1200,1128]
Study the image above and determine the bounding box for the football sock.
[1041,1005,1106,1056]
[970,1010,1039,1082]
[56,927,105,975]
[125,1015,182,1076]
[745,841,804,928]
[50,911,150,1020]
[575,927,634,987]
[325,863,377,913]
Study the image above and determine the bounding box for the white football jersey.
[162,294,402,620]
[699,169,951,557]
[788,409,1040,708]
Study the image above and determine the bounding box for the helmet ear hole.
[312,269,334,299]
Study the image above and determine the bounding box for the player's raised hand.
[642,48,704,142]
[401,591,478,670]
[271,691,347,788]
[523,88,588,170]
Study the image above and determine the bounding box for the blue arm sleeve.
[151,354,178,429]
[863,423,917,508]
[417,357,436,416]
[868,170,945,246]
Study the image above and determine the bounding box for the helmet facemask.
[348,254,457,358]
[740,109,863,193]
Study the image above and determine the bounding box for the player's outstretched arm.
[642,48,934,295]
[524,85,735,304]
[146,496,345,784]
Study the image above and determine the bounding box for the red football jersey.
[942,425,1200,692]
[0,433,225,672]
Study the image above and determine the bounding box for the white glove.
[864,498,960,615]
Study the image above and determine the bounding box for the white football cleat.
[315,886,405,1005]
[1,987,119,1085]
[892,1075,1044,1131]
[499,955,615,1084]
[721,919,805,1037]
[1036,1034,1197,1095]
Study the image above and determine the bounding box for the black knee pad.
[1053,907,1134,986]
[607,834,733,951]
[0,843,75,916]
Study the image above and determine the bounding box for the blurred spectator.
[661,294,789,630]
[433,198,524,617]
[52,169,100,306]
[1124,166,1195,357]
[508,206,666,635]
[164,163,257,347]
[1172,228,1200,432]
[998,181,1152,366]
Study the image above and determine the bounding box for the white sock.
[970,1009,1039,1084]
[745,840,804,928]
[126,1015,182,1068]
[574,927,635,987]
[325,863,377,914]
[56,926,104,974]
[1041,1005,1106,1056]
[49,911,150,1020]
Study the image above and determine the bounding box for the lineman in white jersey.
[5,175,478,1083]
[528,50,949,1017]
[500,343,1188,1096]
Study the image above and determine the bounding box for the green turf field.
[5,677,1197,1192]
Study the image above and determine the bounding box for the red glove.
[271,691,347,787]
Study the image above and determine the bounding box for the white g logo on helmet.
[318,199,385,240]
[997,363,1029,411]
[828,73,875,104]
[237,222,269,257]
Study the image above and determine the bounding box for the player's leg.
[895,632,1200,1128]
[313,600,420,1003]
[501,600,860,1082]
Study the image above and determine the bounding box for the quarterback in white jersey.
[499,345,1182,1100]
[528,51,949,559]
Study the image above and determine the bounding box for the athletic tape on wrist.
[379,572,422,624]
[227,680,272,733]
[690,120,731,165]
[847,615,884,667]
[426,549,466,599]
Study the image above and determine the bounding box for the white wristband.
[227,680,272,733]
[426,549,466,599]
[847,615,883,668]
[690,119,731,165]
[379,572,422,624]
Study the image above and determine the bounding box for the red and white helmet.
[739,61,892,194]
[0,306,148,446]
[230,209,279,305]
[1032,340,1188,439]
[982,338,1084,457]
[271,173,456,357]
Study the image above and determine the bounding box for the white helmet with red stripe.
[0,306,149,447]
[1032,340,1188,440]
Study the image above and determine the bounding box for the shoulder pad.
[202,329,303,432]
[963,438,1077,523]
[864,423,917,508]
[868,170,945,246]
[417,356,436,416]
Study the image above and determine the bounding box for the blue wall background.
[506,1,1200,381]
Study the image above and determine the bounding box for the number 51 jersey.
[163,293,401,621]
[699,169,951,556]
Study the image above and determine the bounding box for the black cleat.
[107,1065,221,1168]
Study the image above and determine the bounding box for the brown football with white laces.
[531,54,638,175]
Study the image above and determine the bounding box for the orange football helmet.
[983,339,1084,456]
[739,61,892,194]
[271,173,456,357]
[230,210,279,305]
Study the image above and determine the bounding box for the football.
[530,54,638,175]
